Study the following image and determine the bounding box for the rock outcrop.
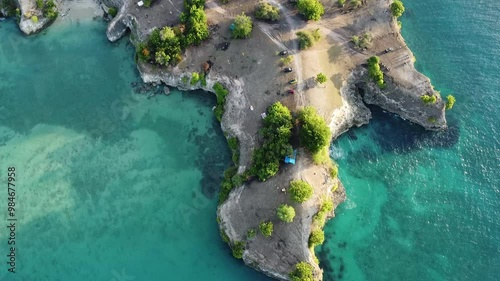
[15,0,55,35]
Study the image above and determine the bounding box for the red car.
[288,89,295,95]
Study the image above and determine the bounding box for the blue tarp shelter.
[284,149,297,164]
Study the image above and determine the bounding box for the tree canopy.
[277,204,296,223]
[446,95,456,110]
[390,0,405,18]
[289,262,314,281]
[232,13,253,39]
[251,102,293,181]
[298,106,332,154]
[297,0,324,21]
[255,2,280,22]
[309,229,325,246]
[259,221,274,237]
[289,180,314,203]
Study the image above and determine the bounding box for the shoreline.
[6,0,447,280]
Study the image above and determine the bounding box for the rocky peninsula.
[3,0,447,280]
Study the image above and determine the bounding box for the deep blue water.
[320,0,500,280]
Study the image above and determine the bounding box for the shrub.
[143,0,152,8]
[108,7,118,17]
[309,229,325,246]
[297,0,324,21]
[351,33,373,49]
[330,164,338,178]
[36,0,43,9]
[277,204,296,223]
[190,72,200,85]
[232,13,253,39]
[200,72,207,86]
[255,2,280,22]
[313,200,334,227]
[446,95,456,110]
[213,82,229,121]
[338,0,346,6]
[31,15,38,23]
[247,228,256,239]
[421,94,437,104]
[184,5,209,45]
[220,229,230,243]
[232,241,245,259]
[391,0,405,18]
[316,73,327,84]
[289,180,314,203]
[296,29,321,50]
[141,26,182,66]
[289,262,314,281]
[367,56,385,88]
[250,102,293,181]
[280,55,293,65]
[259,221,274,237]
[298,106,331,154]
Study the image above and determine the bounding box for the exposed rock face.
[15,0,55,35]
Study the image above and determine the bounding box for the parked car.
[287,89,295,95]
[289,79,297,84]
[283,67,293,73]
[279,50,288,56]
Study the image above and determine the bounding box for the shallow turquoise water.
[0,20,270,280]
[1,0,499,279]
[320,0,499,280]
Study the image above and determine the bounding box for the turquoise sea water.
[0,21,270,280]
[0,0,498,280]
[320,0,499,280]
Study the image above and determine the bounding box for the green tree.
[308,229,325,246]
[296,31,314,50]
[298,106,332,154]
[259,221,274,237]
[185,6,209,45]
[232,241,245,259]
[155,50,170,65]
[297,0,324,21]
[421,94,437,104]
[289,262,314,281]
[367,56,385,88]
[232,13,253,39]
[316,73,327,84]
[277,204,296,223]
[351,0,362,8]
[390,0,405,18]
[446,95,456,110]
[251,102,293,181]
[338,0,346,7]
[280,55,294,65]
[289,180,314,203]
[255,2,280,22]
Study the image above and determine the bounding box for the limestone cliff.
[15,0,57,35]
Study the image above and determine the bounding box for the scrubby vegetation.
[289,180,314,203]
[31,15,38,23]
[309,229,325,246]
[330,164,338,178]
[289,262,314,281]
[297,0,324,21]
[1,0,17,17]
[446,95,456,109]
[367,56,385,88]
[255,2,280,22]
[298,106,332,155]
[277,204,296,223]
[391,0,405,18]
[232,13,253,39]
[250,102,293,181]
[316,73,327,84]
[190,72,200,85]
[280,55,294,66]
[351,33,373,49]
[108,7,118,18]
[213,82,229,121]
[247,228,256,239]
[296,29,321,50]
[227,137,240,164]
[259,221,274,237]
[421,94,437,104]
[312,200,334,227]
[138,0,208,65]
[231,241,245,259]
